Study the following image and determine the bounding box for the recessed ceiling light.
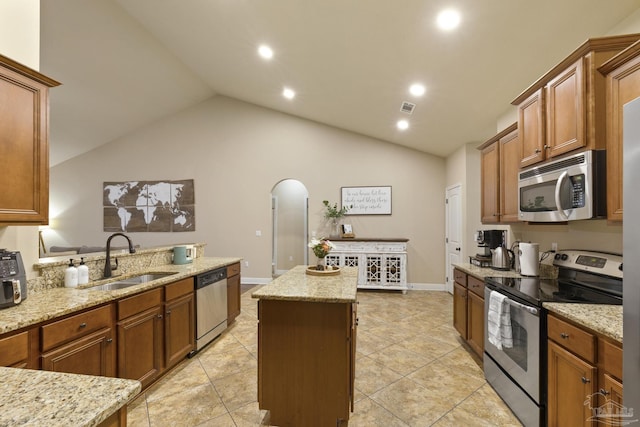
[436,9,461,31]
[283,87,296,99]
[397,120,409,131]
[258,45,273,60]
[409,84,426,97]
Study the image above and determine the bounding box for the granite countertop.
[453,262,557,280]
[0,367,141,427]
[0,257,241,335]
[544,303,623,343]
[454,263,622,343]
[252,265,358,303]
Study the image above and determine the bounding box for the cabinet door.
[453,282,467,338]
[519,88,546,167]
[547,340,597,427]
[42,328,115,377]
[480,142,500,223]
[0,59,58,224]
[165,293,195,370]
[117,306,163,389]
[466,291,484,357]
[605,54,640,221]
[227,273,241,324]
[499,129,521,223]
[600,373,624,422]
[546,59,585,158]
[0,329,38,368]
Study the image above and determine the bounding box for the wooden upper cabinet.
[480,141,500,223]
[0,54,60,225]
[518,89,546,168]
[499,128,520,223]
[513,34,640,168]
[478,123,519,224]
[599,40,640,221]
[546,58,585,158]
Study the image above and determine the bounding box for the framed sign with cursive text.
[341,186,392,215]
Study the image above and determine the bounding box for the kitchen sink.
[89,272,178,291]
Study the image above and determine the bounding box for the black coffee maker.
[470,230,506,267]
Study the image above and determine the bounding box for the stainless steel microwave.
[518,150,606,222]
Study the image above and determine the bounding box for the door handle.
[554,171,570,220]
[456,247,461,251]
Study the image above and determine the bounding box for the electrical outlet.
[255,230,262,237]
[289,256,293,261]
[551,242,558,252]
[244,261,249,267]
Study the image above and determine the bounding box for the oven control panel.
[553,250,622,279]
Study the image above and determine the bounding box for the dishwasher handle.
[196,267,227,289]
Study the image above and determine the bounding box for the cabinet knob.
[79,322,87,328]
[106,338,113,343]
[166,310,171,315]
[599,388,610,396]
[560,332,569,339]
[544,145,549,149]
[157,314,163,319]
[581,377,591,384]
[535,149,541,154]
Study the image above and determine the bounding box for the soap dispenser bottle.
[77,257,89,285]
[65,259,78,288]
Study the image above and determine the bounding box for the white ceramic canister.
[519,243,540,277]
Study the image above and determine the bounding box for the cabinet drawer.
[547,315,596,363]
[118,288,162,320]
[601,339,623,381]
[468,276,484,296]
[0,331,29,366]
[453,269,467,286]
[165,277,194,301]
[227,263,241,277]
[41,305,113,352]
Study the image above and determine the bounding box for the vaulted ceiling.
[40,0,640,166]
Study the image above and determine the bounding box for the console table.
[324,238,409,293]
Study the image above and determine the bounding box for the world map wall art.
[103,180,195,232]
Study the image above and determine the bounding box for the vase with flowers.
[308,237,335,271]
[322,200,350,239]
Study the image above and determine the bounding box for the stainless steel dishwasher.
[195,267,228,351]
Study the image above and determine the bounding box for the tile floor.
[127,287,523,426]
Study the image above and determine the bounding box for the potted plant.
[322,200,350,238]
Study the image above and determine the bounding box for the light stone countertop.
[452,262,557,280]
[544,303,623,343]
[0,257,241,335]
[0,367,141,427]
[252,265,358,303]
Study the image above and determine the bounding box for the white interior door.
[445,184,462,293]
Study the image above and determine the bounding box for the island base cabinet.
[258,299,354,426]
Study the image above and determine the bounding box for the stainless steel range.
[483,250,622,426]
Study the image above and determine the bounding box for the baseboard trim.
[241,277,272,285]
[408,282,446,291]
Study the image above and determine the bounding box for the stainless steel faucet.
[103,233,136,278]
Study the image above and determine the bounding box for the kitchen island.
[252,265,358,426]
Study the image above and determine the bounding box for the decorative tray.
[306,266,341,276]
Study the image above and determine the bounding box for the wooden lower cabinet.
[41,304,116,377]
[164,292,195,370]
[117,288,163,388]
[258,299,355,426]
[547,340,597,427]
[466,290,484,357]
[453,280,467,338]
[547,313,624,427]
[226,263,241,324]
[41,328,115,376]
[452,268,485,357]
[0,328,39,368]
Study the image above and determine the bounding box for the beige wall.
[0,0,40,278]
[49,96,446,284]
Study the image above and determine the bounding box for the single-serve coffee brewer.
[470,230,506,267]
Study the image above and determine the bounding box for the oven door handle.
[505,298,539,315]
